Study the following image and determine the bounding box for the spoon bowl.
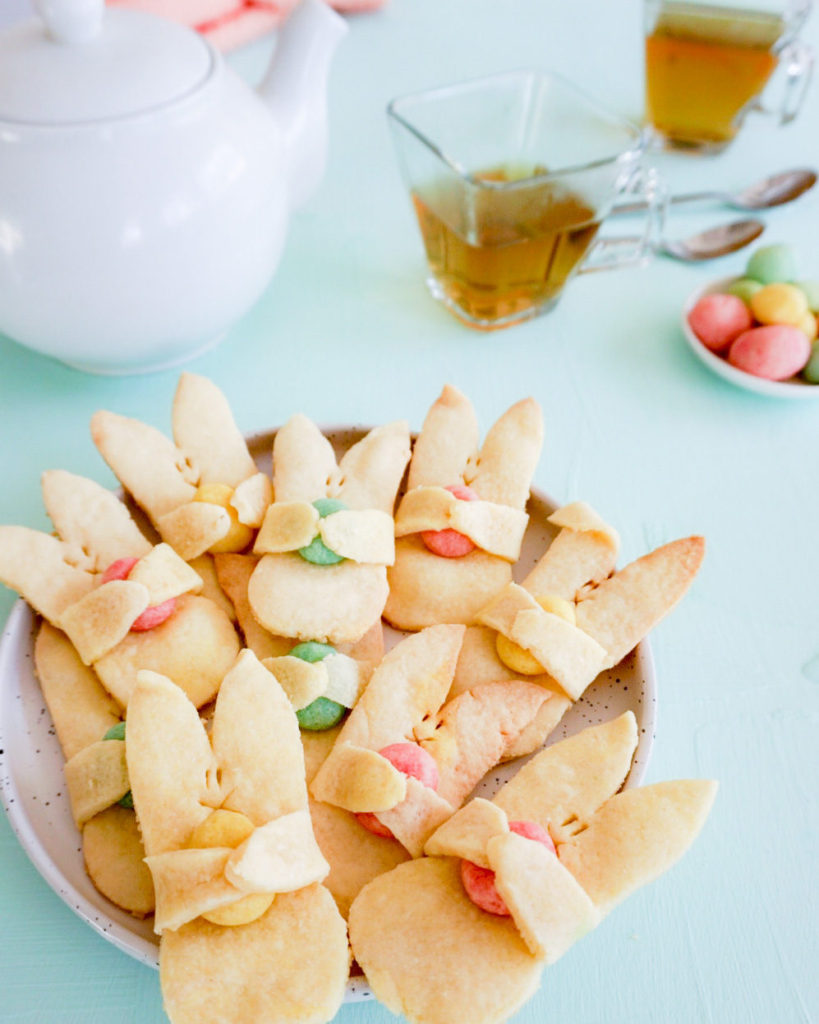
[613,168,816,215]
[660,219,765,261]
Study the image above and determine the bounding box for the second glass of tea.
[644,0,814,151]
[387,71,665,331]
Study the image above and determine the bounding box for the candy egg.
[802,342,819,384]
[798,311,818,341]
[746,243,798,285]
[728,325,811,381]
[727,278,763,305]
[796,280,819,313]
[750,283,809,327]
[687,293,753,353]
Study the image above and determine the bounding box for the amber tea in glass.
[644,0,813,150]
[411,168,601,327]
[388,72,665,331]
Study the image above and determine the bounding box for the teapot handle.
[35,0,104,45]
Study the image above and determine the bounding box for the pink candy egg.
[421,483,479,558]
[460,819,556,916]
[356,742,440,838]
[100,557,177,632]
[688,293,753,353]
[728,325,811,381]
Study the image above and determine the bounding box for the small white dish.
[681,276,819,399]
[0,428,657,1001]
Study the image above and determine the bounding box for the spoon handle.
[612,190,725,215]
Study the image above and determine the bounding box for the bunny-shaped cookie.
[91,373,272,563]
[349,713,716,1024]
[384,385,543,630]
[126,649,349,1024]
[248,415,410,645]
[0,469,240,710]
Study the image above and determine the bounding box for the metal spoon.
[613,168,816,215]
[659,218,765,261]
[601,218,765,263]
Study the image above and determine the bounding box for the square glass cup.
[388,71,664,331]
[644,0,814,152]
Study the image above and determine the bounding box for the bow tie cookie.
[0,470,240,710]
[348,712,717,1024]
[91,372,272,563]
[384,385,543,630]
[457,502,704,756]
[248,414,410,645]
[310,624,554,860]
[125,649,349,1024]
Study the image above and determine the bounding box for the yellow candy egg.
[798,311,818,341]
[494,593,577,675]
[187,809,275,927]
[192,483,254,554]
[750,283,810,328]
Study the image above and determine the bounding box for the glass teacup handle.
[754,41,814,124]
[578,168,667,275]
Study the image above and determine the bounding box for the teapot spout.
[257,0,347,210]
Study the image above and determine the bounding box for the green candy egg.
[727,278,763,305]
[102,722,133,807]
[796,280,819,313]
[298,498,348,566]
[289,641,336,662]
[296,696,346,731]
[745,244,798,285]
[802,341,819,384]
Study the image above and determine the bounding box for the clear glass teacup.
[644,0,814,151]
[387,70,666,331]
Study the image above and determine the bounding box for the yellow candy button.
[750,284,810,328]
[193,483,254,554]
[494,594,577,675]
[187,809,275,927]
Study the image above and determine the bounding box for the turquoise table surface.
[1,1,818,1021]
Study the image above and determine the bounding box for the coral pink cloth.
[107,0,383,51]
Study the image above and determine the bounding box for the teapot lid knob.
[35,0,104,45]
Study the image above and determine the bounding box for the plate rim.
[681,276,819,399]
[0,427,656,1000]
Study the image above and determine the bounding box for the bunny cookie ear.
[407,385,480,491]
[91,409,197,524]
[172,373,258,488]
[467,397,544,509]
[336,420,411,514]
[272,414,338,502]
[0,525,95,623]
[41,469,153,573]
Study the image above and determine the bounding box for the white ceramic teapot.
[0,0,347,374]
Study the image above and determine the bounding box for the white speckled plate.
[682,276,819,399]
[0,427,656,1003]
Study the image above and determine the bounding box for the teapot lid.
[0,2,214,125]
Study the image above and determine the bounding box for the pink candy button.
[460,819,555,916]
[100,557,176,633]
[356,742,440,839]
[421,484,479,558]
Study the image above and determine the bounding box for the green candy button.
[296,696,346,731]
[298,499,348,566]
[289,641,336,662]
